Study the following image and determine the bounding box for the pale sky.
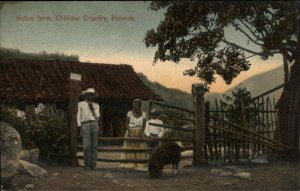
[0,1,283,93]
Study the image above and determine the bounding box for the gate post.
[192,83,208,166]
[69,73,81,166]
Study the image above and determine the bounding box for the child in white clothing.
[144,108,164,148]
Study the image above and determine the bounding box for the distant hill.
[139,65,284,111]
[205,65,284,108]
[0,47,79,62]
[138,73,193,110]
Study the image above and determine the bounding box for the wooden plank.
[209,110,278,113]
[158,111,195,123]
[77,145,194,152]
[76,155,148,163]
[150,101,194,114]
[77,145,152,152]
[148,122,194,132]
[76,154,193,163]
[97,137,195,142]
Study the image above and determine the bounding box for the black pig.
[148,142,181,178]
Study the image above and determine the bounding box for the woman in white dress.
[120,99,148,169]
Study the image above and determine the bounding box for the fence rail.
[77,145,193,152]
[150,101,194,114]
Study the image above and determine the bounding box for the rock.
[29,148,40,164]
[103,173,113,179]
[52,172,59,177]
[127,184,134,188]
[0,122,22,186]
[208,160,222,166]
[183,164,193,168]
[251,154,269,164]
[225,166,238,170]
[20,150,31,163]
[238,158,251,164]
[18,160,47,178]
[225,166,242,173]
[112,180,119,184]
[20,148,39,164]
[181,150,193,157]
[219,171,233,176]
[233,172,252,181]
[73,173,81,179]
[233,168,243,173]
[25,184,35,189]
[210,169,222,175]
[224,182,231,187]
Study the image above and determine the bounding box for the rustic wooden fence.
[205,84,289,164]
[71,83,289,166]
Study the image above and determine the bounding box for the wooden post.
[69,73,81,166]
[192,83,208,166]
[99,103,103,138]
[205,102,213,161]
[148,101,153,120]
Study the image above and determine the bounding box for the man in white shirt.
[144,108,164,148]
[77,88,100,170]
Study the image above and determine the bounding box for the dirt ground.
[5,152,300,191]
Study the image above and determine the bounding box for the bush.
[0,104,70,164]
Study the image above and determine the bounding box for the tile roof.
[0,59,162,103]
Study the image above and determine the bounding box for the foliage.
[0,47,79,62]
[0,104,70,163]
[220,86,258,127]
[145,1,298,85]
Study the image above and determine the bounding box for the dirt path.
[6,156,300,191]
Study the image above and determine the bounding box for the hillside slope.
[139,65,284,111]
[205,66,284,105]
[138,73,193,110]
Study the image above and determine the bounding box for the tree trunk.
[277,13,300,161]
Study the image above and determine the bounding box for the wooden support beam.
[192,83,208,166]
[69,73,81,166]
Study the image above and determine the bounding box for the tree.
[0,47,80,62]
[144,1,300,160]
[222,87,258,127]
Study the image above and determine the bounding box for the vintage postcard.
[1,1,299,190]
